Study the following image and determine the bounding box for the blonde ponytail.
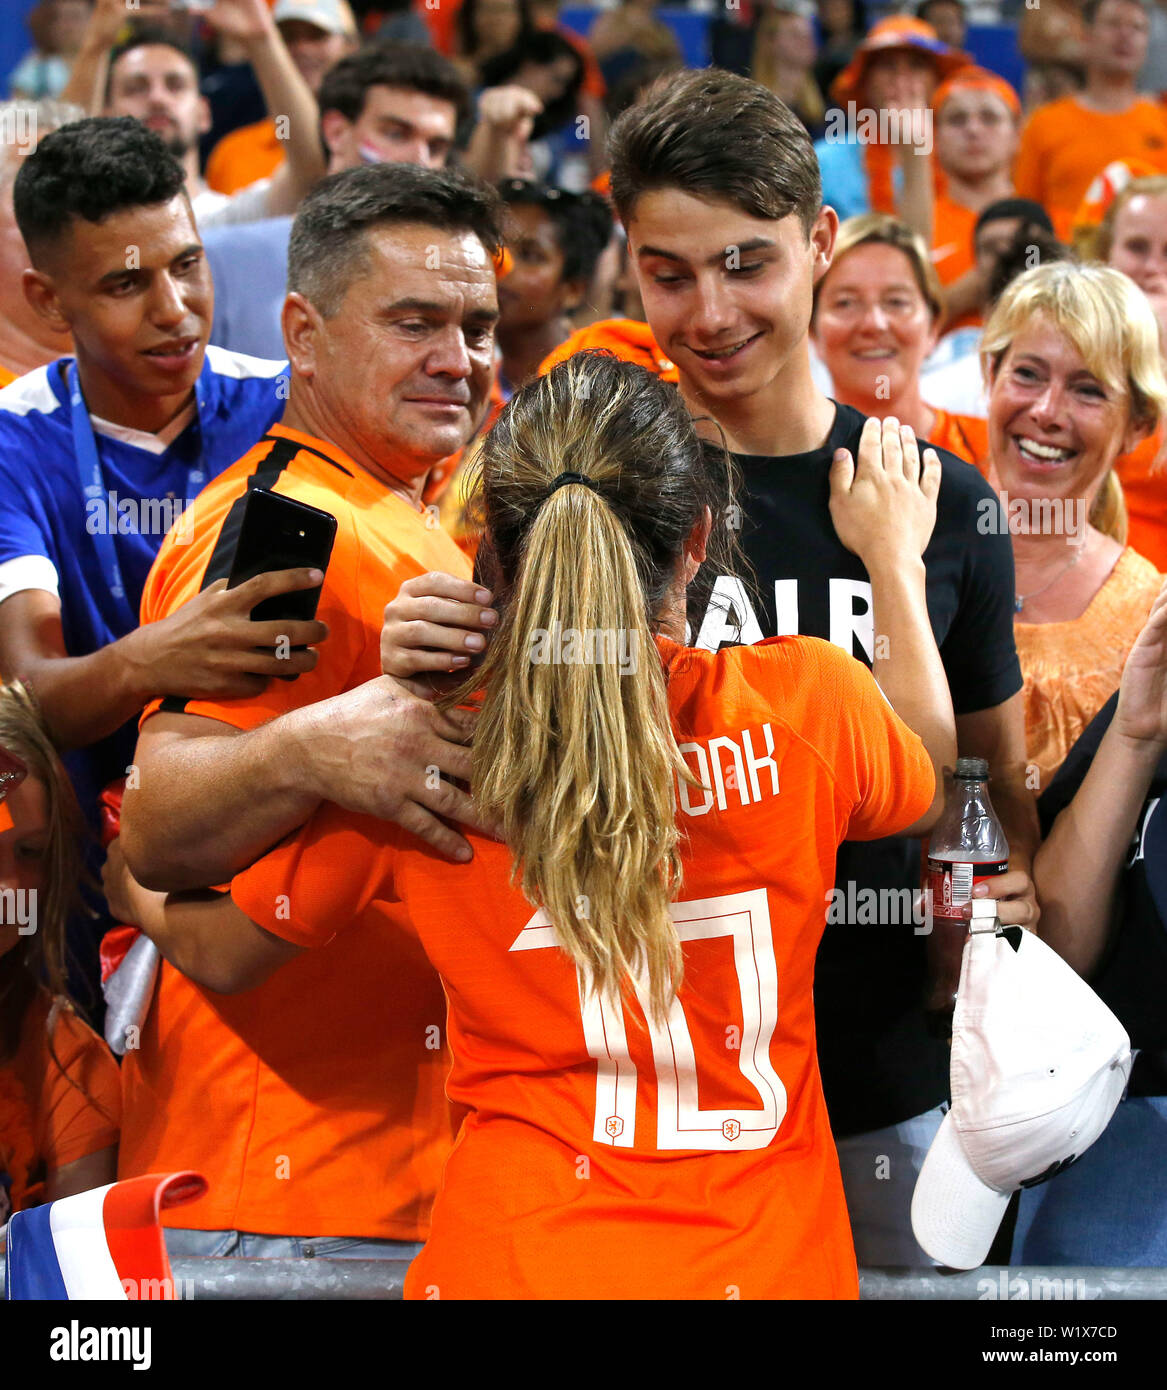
[445,352,743,1021]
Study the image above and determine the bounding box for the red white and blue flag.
[5,1171,206,1300]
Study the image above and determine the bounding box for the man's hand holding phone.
[125,568,330,703]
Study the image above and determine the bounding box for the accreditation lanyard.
[68,361,207,633]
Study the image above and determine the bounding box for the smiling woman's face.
[812,242,937,411]
[987,317,1139,512]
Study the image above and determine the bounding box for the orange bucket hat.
[830,16,971,105]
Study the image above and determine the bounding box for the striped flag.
[5,1171,206,1300]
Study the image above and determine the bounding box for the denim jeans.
[1011,1096,1167,1266]
[834,1103,948,1267]
[162,1228,423,1264]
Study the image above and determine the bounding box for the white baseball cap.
[273,0,356,37]
[911,905,1132,1270]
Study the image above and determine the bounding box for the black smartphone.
[225,489,337,676]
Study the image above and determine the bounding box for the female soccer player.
[139,352,953,1298]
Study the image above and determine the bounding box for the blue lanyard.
[67,362,208,633]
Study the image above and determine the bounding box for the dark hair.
[317,41,472,131]
[13,116,188,261]
[287,161,505,316]
[975,197,1055,239]
[608,67,822,235]
[986,226,1070,305]
[499,179,613,283]
[480,30,585,137]
[106,25,199,102]
[456,0,533,61]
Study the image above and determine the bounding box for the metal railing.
[5,1261,1167,1299]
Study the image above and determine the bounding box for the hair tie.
[547,471,601,496]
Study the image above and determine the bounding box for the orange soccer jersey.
[233,634,935,1298]
[121,424,472,1240]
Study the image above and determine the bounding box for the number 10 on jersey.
[510,888,787,1153]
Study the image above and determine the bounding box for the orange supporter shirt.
[0,364,17,389]
[538,317,679,381]
[927,408,991,473]
[1,991,120,1214]
[233,635,935,1298]
[121,425,472,1240]
[931,193,977,288]
[205,117,284,196]
[1014,97,1167,240]
[1117,426,1167,572]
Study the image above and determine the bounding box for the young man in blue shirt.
[0,116,303,821]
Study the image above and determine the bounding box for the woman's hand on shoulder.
[829,416,941,575]
[380,573,497,689]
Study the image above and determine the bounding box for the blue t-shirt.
[203,217,292,361]
[0,344,286,810]
[813,138,905,222]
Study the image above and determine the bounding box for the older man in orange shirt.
[109,163,504,1268]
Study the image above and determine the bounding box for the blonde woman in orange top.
[982,261,1167,789]
[812,213,990,470]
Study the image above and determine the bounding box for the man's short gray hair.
[287,162,504,318]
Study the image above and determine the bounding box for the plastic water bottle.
[924,757,1009,1028]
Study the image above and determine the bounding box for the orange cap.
[933,66,1021,119]
[831,16,971,105]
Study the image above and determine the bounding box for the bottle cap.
[954,756,990,781]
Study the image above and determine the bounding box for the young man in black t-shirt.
[607,67,1041,1265]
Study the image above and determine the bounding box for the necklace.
[1014,541,1087,614]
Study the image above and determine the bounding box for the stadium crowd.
[3,0,1167,1298]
